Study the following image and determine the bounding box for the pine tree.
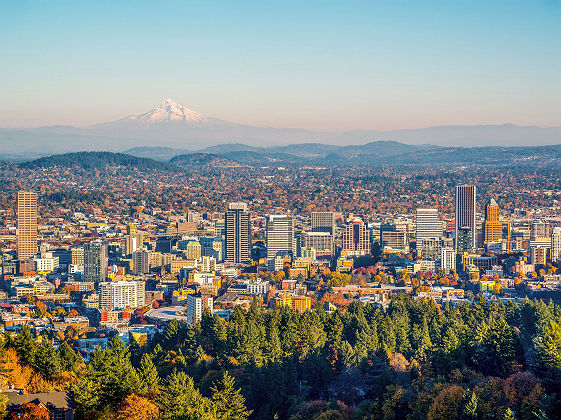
[532,321,561,388]
[354,326,374,363]
[161,319,181,351]
[93,337,142,408]
[138,353,159,395]
[210,371,251,420]
[12,325,37,366]
[266,322,282,362]
[33,338,61,380]
[212,314,228,358]
[73,371,101,413]
[58,341,81,372]
[326,312,344,345]
[158,370,208,419]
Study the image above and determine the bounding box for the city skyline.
[1,2,561,418]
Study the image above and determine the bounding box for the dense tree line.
[1,296,561,419]
[88,297,561,419]
[21,151,176,171]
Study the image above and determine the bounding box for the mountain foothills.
[1,100,561,159]
[21,152,176,171]
[14,143,561,169]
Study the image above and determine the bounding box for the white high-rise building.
[99,281,145,310]
[266,215,296,270]
[185,293,213,324]
[551,227,561,263]
[440,248,457,272]
[225,203,251,263]
[416,208,441,241]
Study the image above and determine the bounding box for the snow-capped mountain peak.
[124,99,206,124]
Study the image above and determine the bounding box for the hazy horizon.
[3,98,561,133]
[2,1,561,131]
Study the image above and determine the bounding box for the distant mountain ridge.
[1,100,561,159]
[160,142,561,167]
[12,143,561,171]
[21,151,175,171]
[130,141,438,161]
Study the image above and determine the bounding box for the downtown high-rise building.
[530,220,550,241]
[456,227,473,253]
[84,241,108,282]
[301,231,334,255]
[552,227,561,264]
[342,218,371,256]
[225,203,251,263]
[483,198,502,243]
[311,211,336,234]
[99,280,145,310]
[415,208,441,242]
[132,249,150,275]
[418,237,443,260]
[17,191,38,261]
[455,185,476,250]
[440,248,457,272]
[185,292,214,324]
[266,215,296,269]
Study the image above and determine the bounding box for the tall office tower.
[99,280,145,310]
[225,203,251,263]
[381,230,407,249]
[132,249,149,275]
[214,219,226,239]
[483,199,502,243]
[302,231,334,254]
[530,220,550,241]
[440,248,457,272]
[552,227,561,263]
[530,247,548,266]
[266,215,296,269]
[415,208,441,241]
[84,241,108,282]
[125,232,144,255]
[456,227,473,253]
[311,211,336,234]
[342,218,371,255]
[17,191,38,261]
[455,185,476,250]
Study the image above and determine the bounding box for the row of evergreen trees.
[2,295,561,419]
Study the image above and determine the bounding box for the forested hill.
[20,151,175,171]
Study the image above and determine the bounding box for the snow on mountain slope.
[121,99,206,124]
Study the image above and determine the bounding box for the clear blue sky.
[1,0,560,130]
